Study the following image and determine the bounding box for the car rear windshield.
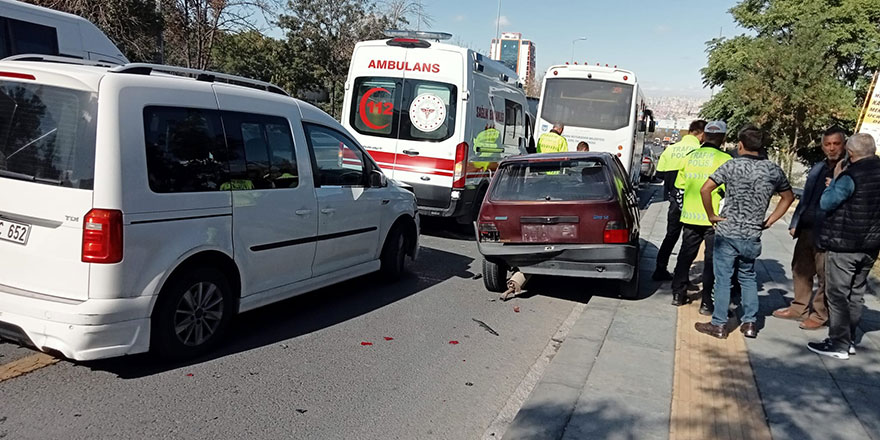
[349,76,457,142]
[490,158,613,201]
[0,80,97,189]
[541,78,633,131]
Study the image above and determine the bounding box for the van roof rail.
[2,54,121,68]
[110,63,289,96]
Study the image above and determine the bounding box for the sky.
[413,0,743,98]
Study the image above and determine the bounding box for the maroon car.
[476,152,641,297]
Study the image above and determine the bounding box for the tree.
[23,0,162,62]
[278,0,393,117]
[211,31,299,93]
[382,0,433,30]
[701,0,879,173]
[160,0,281,69]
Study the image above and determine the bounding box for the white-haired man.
[808,133,880,360]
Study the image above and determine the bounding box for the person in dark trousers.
[773,126,846,329]
[652,120,707,281]
[808,133,880,360]
[694,126,794,339]
[670,121,732,314]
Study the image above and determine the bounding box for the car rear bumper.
[417,186,477,218]
[477,242,638,280]
[0,286,153,361]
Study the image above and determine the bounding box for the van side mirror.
[649,121,656,133]
[369,169,387,188]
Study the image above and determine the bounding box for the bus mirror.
[649,121,656,133]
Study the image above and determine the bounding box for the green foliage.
[211,31,300,94]
[701,0,880,171]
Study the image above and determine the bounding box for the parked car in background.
[476,152,641,298]
[640,144,658,182]
[0,0,128,64]
[0,57,419,361]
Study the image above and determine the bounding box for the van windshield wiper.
[0,169,63,185]
[5,128,58,160]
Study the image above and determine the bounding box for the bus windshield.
[541,78,633,131]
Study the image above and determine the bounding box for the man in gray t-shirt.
[694,126,795,340]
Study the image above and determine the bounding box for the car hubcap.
[174,282,224,346]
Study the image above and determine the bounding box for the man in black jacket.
[807,133,880,360]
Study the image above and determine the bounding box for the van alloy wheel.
[174,281,225,346]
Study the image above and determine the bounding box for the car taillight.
[478,222,499,242]
[453,142,468,189]
[82,209,123,263]
[603,220,629,244]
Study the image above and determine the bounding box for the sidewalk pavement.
[502,195,880,440]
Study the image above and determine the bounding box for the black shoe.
[671,294,692,307]
[699,303,714,316]
[695,322,728,339]
[652,269,673,281]
[807,340,849,360]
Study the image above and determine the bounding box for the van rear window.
[490,159,612,201]
[350,76,457,142]
[0,81,97,189]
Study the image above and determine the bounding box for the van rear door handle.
[295,209,312,216]
[320,208,336,215]
[402,149,419,156]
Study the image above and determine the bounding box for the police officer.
[671,121,732,313]
[653,120,706,281]
[537,123,568,153]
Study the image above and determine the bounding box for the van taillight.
[603,221,629,244]
[82,209,123,264]
[453,142,468,189]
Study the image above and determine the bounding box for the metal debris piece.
[472,318,500,336]
[501,271,530,301]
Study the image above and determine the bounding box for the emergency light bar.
[384,30,453,41]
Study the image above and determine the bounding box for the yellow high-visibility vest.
[676,145,731,226]
[537,132,568,153]
[656,134,701,172]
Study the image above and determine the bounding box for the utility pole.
[571,37,587,63]
[494,0,502,58]
[155,0,164,64]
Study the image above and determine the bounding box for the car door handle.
[320,208,336,215]
[402,149,419,156]
[295,209,312,216]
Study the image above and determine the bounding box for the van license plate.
[0,219,31,245]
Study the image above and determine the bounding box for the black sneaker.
[652,269,674,281]
[699,303,714,316]
[807,340,849,360]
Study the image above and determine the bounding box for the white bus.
[535,64,654,185]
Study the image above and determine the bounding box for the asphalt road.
[0,183,662,440]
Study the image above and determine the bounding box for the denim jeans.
[711,234,762,327]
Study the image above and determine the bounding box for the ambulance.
[341,31,533,223]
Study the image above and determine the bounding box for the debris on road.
[449,340,459,345]
[185,373,194,377]
[361,342,373,346]
[465,382,474,386]
[384,337,394,341]
[296,409,307,414]
[472,318,500,336]
[513,306,520,313]
[472,273,483,280]
[501,271,529,301]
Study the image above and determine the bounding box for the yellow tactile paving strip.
[0,353,59,383]
[670,299,772,440]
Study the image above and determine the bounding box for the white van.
[0,57,419,360]
[0,0,128,64]
[341,32,533,223]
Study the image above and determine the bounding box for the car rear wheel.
[482,258,509,292]
[153,267,233,359]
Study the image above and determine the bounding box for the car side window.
[6,18,58,56]
[303,124,367,187]
[222,112,299,190]
[143,106,229,193]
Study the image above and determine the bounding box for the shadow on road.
[82,246,475,378]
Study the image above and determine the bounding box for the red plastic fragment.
[513,306,520,313]
[384,337,394,341]
[449,340,459,345]
[361,342,373,346]
[186,373,194,377]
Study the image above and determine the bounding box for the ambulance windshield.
[350,76,457,142]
